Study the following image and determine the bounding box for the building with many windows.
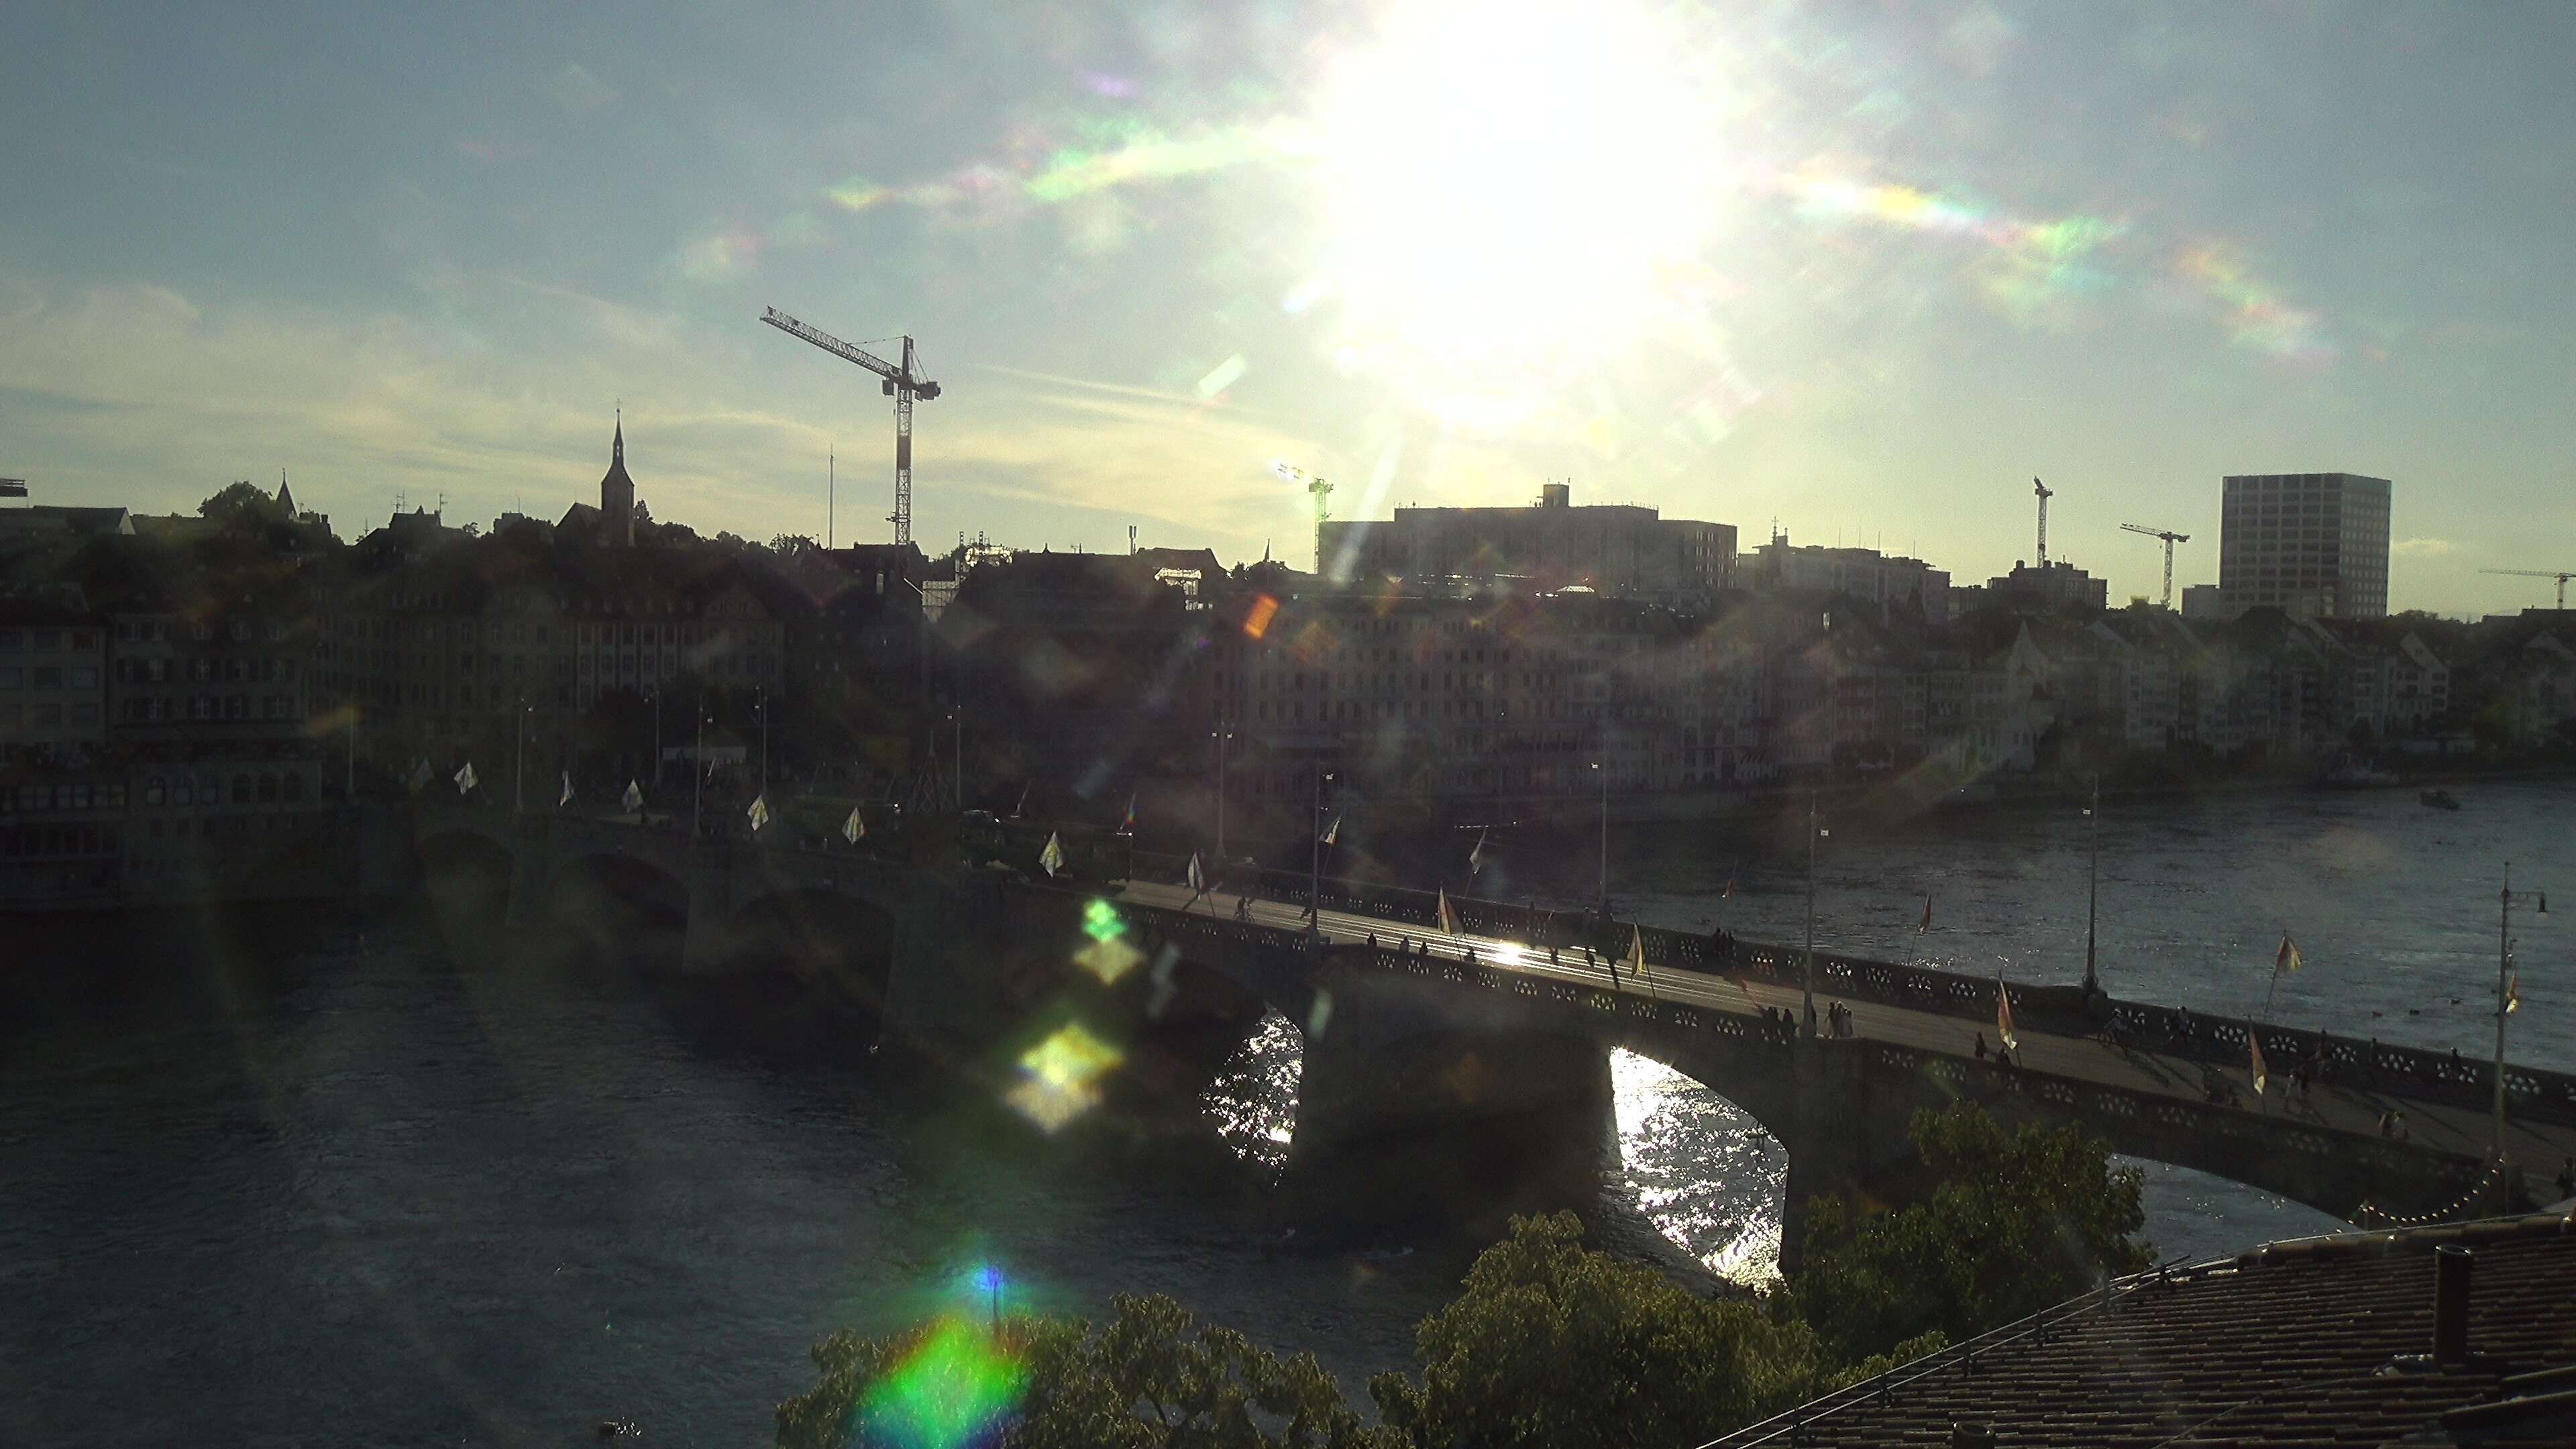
[1320,483,1736,606]
[2219,472,2392,619]
[0,606,107,752]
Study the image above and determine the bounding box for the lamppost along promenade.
[2084,773,2102,996]
[1803,791,1825,1038]
[2494,863,2548,1163]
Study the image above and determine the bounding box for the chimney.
[2432,1244,2473,1365]
[1541,482,1570,510]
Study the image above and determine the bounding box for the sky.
[3,0,2572,615]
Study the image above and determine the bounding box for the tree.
[1784,1104,2151,1365]
[778,1293,1395,1449]
[770,533,822,556]
[199,480,281,530]
[1367,1213,1835,1449]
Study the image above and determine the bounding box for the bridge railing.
[1107,885,2502,1201]
[1125,851,2576,1127]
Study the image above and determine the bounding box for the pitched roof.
[1705,1210,2576,1448]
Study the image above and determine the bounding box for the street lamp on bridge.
[2494,863,2548,1165]
[2084,773,2103,997]
[1803,791,1826,1038]
[1210,718,1236,864]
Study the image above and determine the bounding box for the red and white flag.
[1436,888,1458,936]
[2505,967,2520,1016]
[2249,1030,2269,1095]
[1996,976,2019,1051]
[2274,935,2303,975]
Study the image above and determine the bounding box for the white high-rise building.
[2218,473,2392,619]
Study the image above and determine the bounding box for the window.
[258,774,278,804]
[146,777,166,806]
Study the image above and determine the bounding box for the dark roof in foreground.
[1701,1210,2576,1448]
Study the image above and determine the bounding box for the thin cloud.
[541,62,617,117]
[2392,537,2456,557]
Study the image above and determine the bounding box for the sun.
[1301,0,1749,429]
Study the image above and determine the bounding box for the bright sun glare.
[1306,0,1744,428]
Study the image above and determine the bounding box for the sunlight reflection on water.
[1608,1048,1786,1285]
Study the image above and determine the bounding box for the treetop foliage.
[777,1105,2153,1449]
[1786,1104,2152,1364]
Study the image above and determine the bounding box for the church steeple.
[276,466,297,519]
[598,411,636,546]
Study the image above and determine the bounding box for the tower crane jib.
[2121,522,2191,609]
[761,305,941,547]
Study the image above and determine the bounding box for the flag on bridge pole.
[559,771,573,808]
[454,761,478,796]
[1722,875,1734,900]
[2275,935,2303,975]
[747,794,771,833]
[1186,850,1204,895]
[1625,924,1648,989]
[844,806,866,845]
[2249,1030,2269,1096]
[1996,975,2019,1051]
[1468,826,1487,877]
[409,758,433,794]
[1920,893,1933,933]
[1320,813,1340,847]
[2506,966,2521,1015]
[623,779,644,814]
[1119,792,1136,835]
[1038,831,1065,879]
[1436,888,1458,936]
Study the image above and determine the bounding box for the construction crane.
[2032,476,2054,565]
[1277,462,1330,572]
[761,306,940,547]
[2121,523,2192,608]
[2483,568,2575,609]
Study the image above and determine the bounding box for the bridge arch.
[720,885,900,1007]
[533,849,691,978]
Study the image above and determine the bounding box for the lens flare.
[1782,162,2125,322]
[2173,243,2334,363]
[854,1316,1027,1449]
[1005,1023,1123,1133]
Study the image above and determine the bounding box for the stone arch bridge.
[407,804,2576,1260]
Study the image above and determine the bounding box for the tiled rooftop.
[1701,1210,2576,1448]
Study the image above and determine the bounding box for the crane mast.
[2033,476,2054,565]
[2121,523,2192,609]
[761,306,941,547]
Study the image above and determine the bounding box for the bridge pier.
[1285,964,1617,1236]
[1778,1040,1886,1276]
[503,819,550,929]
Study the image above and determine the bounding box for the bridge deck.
[1115,881,2576,1191]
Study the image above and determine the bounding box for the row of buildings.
[0,429,2555,896]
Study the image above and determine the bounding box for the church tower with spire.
[599,412,635,545]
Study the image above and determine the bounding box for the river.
[3,780,2567,1445]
